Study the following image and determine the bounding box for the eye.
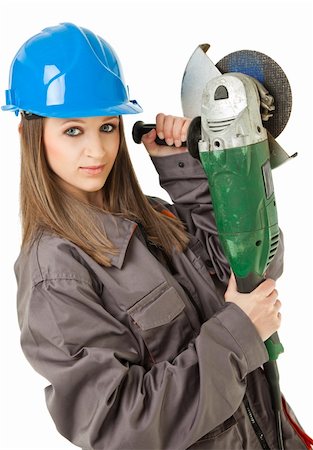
[65,127,81,137]
[100,123,116,133]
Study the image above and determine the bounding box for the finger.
[156,113,166,140]
[276,312,282,328]
[141,128,159,153]
[181,118,191,144]
[254,278,276,297]
[225,271,238,299]
[163,115,175,146]
[273,299,282,310]
[172,117,186,147]
[267,289,279,303]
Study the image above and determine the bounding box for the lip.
[79,164,106,175]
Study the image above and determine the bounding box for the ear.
[186,116,201,160]
[18,121,23,134]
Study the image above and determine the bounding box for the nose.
[84,132,106,159]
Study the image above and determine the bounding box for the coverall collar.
[97,211,138,269]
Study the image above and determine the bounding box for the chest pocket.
[127,281,196,364]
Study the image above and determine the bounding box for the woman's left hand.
[141,113,191,157]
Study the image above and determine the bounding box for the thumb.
[225,271,238,301]
[141,128,160,155]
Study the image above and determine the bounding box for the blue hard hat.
[2,22,142,117]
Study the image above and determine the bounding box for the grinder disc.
[216,50,292,138]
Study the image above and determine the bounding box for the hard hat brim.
[1,99,143,118]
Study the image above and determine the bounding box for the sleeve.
[150,151,284,283]
[20,278,269,450]
[151,151,230,282]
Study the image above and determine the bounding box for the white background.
[0,0,312,449]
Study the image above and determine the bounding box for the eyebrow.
[61,116,119,125]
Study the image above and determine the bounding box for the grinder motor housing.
[194,73,280,290]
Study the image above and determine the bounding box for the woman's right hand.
[225,272,282,341]
[141,113,191,157]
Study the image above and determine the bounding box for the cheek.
[113,142,120,162]
[44,135,74,171]
[45,143,61,163]
[44,125,73,166]
[44,131,61,166]
[44,143,79,189]
[44,145,67,175]
[105,134,120,167]
[112,132,121,160]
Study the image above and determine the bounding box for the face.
[43,116,120,207]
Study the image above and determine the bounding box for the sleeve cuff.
[151,151,206,179]
[150,152,211,203]
[214,303,269,373]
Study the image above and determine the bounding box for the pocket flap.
[128,284,185,331]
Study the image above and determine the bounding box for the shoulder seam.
[35,230,44,280]
[33,276,93,288]
[33,232,94,287]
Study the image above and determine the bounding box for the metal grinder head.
[216,50,292,138]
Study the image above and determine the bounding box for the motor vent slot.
[207,118,235,132]
[266,233,280,266]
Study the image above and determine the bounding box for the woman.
[2,22,307,449]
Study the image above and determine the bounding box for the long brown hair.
[19,116,189,266]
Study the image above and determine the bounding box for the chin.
[83,181,106,192]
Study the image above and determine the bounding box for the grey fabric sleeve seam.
[214,315,251,370]
[35,231,44,280]
[30,284,89,359]
[33,277,93,288]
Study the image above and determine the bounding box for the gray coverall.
[15,151,306,449]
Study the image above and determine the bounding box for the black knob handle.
[132,121,187,147]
